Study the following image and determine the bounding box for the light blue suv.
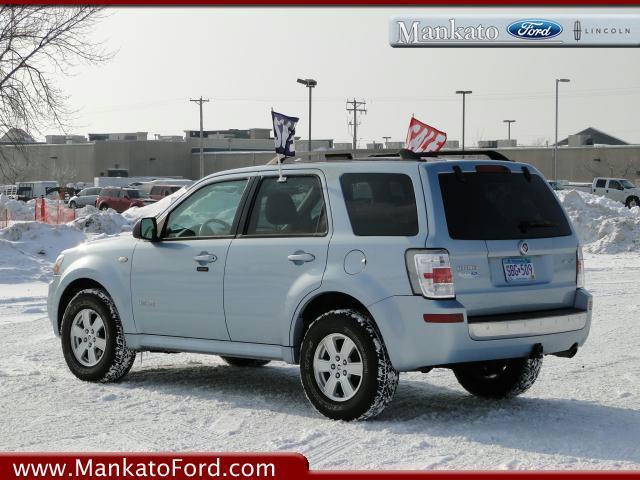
[48,154,592,420]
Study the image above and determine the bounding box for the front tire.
[300,310,398,421]
[99,204,109,211]
[61,289,136,383]
[220,356,270,367]
[68,201,76,209]
[453,357,542,399]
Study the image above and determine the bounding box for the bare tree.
[0,6,110,181]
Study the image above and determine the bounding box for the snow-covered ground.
[0,190,638,469]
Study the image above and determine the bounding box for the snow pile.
[558,189,640,254]
[72,205,131,235]
[0,194,34,221]
[0,221,86,262]
[122,187,186,223]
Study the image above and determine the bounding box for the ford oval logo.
[507,19,563,40]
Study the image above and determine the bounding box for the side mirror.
[133,217,159,242]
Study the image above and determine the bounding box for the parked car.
[148,184,183,201]
[95,187,146,213]
[48,154,592,421]
[588,177,640,208]
[68,187,102,209]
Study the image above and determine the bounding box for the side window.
[595,179,606,188]
[340,173,419,236]
[608,180,622,190]
[164,179,248,239]
[245,176,327,236]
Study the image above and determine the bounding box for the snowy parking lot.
[0,191,639,469]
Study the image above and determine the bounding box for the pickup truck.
[563,178,640,208]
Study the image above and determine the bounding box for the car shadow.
[122,362,639,465]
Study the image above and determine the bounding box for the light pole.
[455,90,472,151]
[554,78,570,181]
[297,78,317,152]
[503,120,516,140]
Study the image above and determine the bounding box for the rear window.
[340,173,418,236]
[595,179,606,188]
[438,172,571,240]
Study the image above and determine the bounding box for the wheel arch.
[290,291,382,363]
[57,278,108,334]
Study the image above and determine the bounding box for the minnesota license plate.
[502,257,535,283]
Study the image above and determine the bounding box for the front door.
[224,173,330,345]
[131,177,250,339]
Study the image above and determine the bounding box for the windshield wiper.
[518,220,557,233]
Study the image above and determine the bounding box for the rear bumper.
[467,308,588,340]
[367,289,592,371]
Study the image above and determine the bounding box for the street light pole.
[503,120,516,140]
[297,78,317,152]
[455,90,472,151]
[554,78,570,182]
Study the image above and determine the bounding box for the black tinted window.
[595,179,606,188]
[245,176,327,236]
[340,173,418,236]
[439,172,571,240]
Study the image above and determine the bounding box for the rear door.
[224,173,330,345]
[593,178,607,195]
[606,179,626,203]
[427,164,577,316]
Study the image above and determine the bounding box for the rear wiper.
[518,220,557,233]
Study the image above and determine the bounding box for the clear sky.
[54,7,640,146]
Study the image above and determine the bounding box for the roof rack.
[370,148,513,162]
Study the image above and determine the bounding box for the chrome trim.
[469,311,588,340]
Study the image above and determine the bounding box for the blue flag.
[272,111,299,157]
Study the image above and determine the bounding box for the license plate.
[502,257,535,283]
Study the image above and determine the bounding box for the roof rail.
[370,148,513,162]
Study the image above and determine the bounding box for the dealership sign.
[390,14,640,47]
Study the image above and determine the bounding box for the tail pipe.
[552,343,579,359]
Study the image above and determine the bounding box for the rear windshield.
[340,173,418,236]
[438,172,572,240]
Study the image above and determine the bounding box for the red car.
[96,187,146,213]
[148,184,182,201]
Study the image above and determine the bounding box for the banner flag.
[272,111,299,157]
[405,116,447,153]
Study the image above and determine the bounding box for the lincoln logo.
[519,241,530,256]
[574,20,582,41]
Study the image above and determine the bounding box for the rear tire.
[453,357,542,399]
[300,309,398,421]
[99,204,109,211]
[220,356,270,367]
[625,196,639,209]
[61,289,136,383]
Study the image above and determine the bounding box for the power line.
[346,99,366,150]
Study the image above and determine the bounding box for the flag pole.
[277,154,286,183]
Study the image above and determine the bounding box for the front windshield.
[620,180,636,189]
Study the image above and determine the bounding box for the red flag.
[405,117,447,153]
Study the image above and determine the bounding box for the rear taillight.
[576,246,585,288]
[406,249,455,299]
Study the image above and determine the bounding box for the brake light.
[406,249,455,299]
[576,246,585,288]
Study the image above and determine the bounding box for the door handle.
[193,253,217,264]
[288,252,315,263]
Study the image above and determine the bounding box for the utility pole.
[346,99,367,151]
[554,79,570,182]
[190,96,210,178]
